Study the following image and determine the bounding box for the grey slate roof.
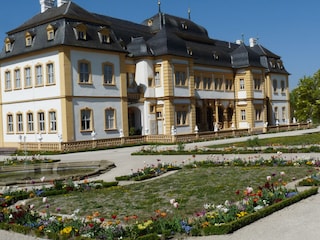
[0,1,289,75]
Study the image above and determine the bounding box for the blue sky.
[1,0,319,90]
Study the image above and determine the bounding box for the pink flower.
[246,187,253,194]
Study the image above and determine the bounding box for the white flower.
[173,202,179,208]
[246,187,253,194]
[203,203,211,209]
[280,171,285,176]
[42,197,47,203]
[266,176,271,181]
[40,176,46,182]
[169,199,176,205]
[29,204,34,209]
[21,200,26,206]
[254,205,264,211]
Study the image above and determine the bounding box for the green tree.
[291,70,320,123]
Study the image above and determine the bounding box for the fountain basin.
[0,160,115,186]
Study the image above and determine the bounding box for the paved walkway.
[1,126,320,240]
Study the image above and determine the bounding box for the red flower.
[235,190,240,195]
[100,217,105,222]
[89,223,94,228]
[111,214,117,219]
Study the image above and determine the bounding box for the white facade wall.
[70,50,121,97]
[1,51,63,143]
[69,50,123,140]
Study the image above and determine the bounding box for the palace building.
[0,0,290,148]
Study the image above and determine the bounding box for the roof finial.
[158,0,161,13]
[188,8,191,20]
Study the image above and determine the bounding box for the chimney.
[249,37,257,47]
[57,0,69,7]
[39,0,55,13]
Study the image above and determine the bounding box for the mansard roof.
[0,1,288,73]
[231,43,265,68]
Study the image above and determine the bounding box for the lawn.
[207,132,320,149]
[29,164,315,222]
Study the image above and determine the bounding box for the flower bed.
[115,161,181,181]
[0,159,318,239]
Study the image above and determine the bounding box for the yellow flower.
[201,221,210,228]
[60,226,72,235]
[137,220,153,230]
[236,211,248,218]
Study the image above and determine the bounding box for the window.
[105,108,115,130]
[241,110,246,121]
[240,79,245,90]
[27,112,34,132]
[155,71,161,86]
[14,69,21,89]
[274,107,279,121]
[46,24,57,41]
[17,113,23,132]
[26,36,32,46]
[35,65,43,86]
[5,42,12,52]
[25,67,32,88]
[25,31,35,47]
[281,80,285,92]
[194,75,201,89]
[282,107,286,121]
[214,77,222,90]
[204,77,212,90]
[176,105,189,126]
[80,108,92,131]
[225,79,233,91]
[74,23,87,40]
[38,112,45,132]
[176,111,188,125]
[273,79,278,93]
[79,61,91,83]
[254,78,261,90]
[126,72,136,88]
[103,63,114,85]
[98,27,111,43]
[7,114,14,133]
[46,63,54,84]
[5,37,14,52]
[5,71,11,90]
[148,78,154,87]
[49,111,57,132]
[175,71,187,86]
[255,108,262,121]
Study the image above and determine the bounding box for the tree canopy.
[291,69,320,123]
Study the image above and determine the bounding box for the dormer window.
[187,47,193,56]
[46,24,58,41]
[74,23,87,40]
[181,21,188,30]
[4,37,14,52]
[213,51,219,60]
[25,30,36,47]
[148,19,153,26]
[277,60,284,70]
[270,59,276,68]
[98,27,111,44]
